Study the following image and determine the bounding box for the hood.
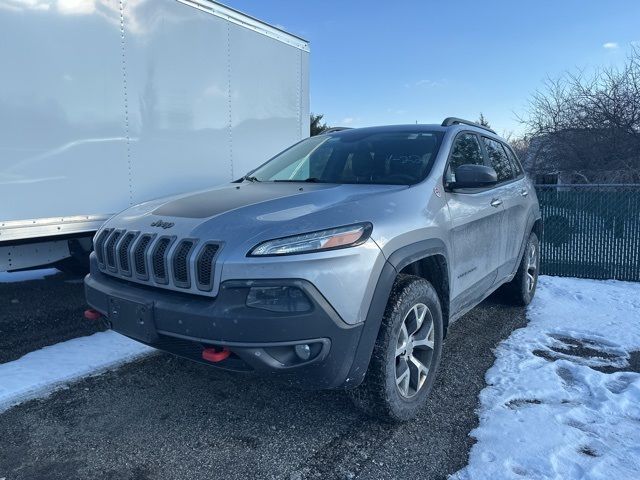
[109,182,407,255]
[152,182,330,219]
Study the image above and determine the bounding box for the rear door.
[445,132,504,309]
[480,137,528,280]
[503,144,532,271]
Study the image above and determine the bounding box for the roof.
[323,123,502,139]
[323,124,447,136]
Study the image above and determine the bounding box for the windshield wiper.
[244,175,260,183]
[274,177,323,183]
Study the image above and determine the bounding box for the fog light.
[246,286,312,313]
[294,344,311,360]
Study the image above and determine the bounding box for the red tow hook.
[84,309,103,321]
[202,347,231,363]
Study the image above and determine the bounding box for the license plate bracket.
[108,297,157,344]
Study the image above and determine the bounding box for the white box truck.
[0,0,309,272]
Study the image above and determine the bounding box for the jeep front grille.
[196,243,220,291]
[95,229,221,295]
[94,228,112,266]
[172,240,195,287]
[152,237,173,283]
[134,234,153,278]
[105,230,122,270]
[117,232,137,275]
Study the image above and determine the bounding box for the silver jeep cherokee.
[85,117,541,421]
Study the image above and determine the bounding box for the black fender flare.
[342,238,450,388]
[510,213,543,278]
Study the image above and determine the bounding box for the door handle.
[490,198,503,208]
[521,189,529,197]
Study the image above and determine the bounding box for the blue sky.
[232,0,640,136]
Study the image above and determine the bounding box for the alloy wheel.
[395,303,435,398]
[526,242,538,292]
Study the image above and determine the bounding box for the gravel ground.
[0,271,104,364]
[0,275,527,480]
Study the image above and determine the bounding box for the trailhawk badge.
[150,219,175,229]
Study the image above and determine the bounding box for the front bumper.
[84,258,364,389]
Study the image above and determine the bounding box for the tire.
[502,232,540,306]
[348,275,443,422]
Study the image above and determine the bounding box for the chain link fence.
[535,184,640,281]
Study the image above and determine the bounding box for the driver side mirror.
[449,164,497,189]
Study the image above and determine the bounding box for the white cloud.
[405,79,446,89]
[57,0,95,15]
[341,117,355,125]
[0,0,50,11]
[602,42,619,50]
[415,79,443,88]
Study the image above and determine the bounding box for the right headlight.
[248,223,373,256]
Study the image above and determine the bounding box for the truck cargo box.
[0,0,309,271]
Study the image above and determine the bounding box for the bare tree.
[519,47,640,183]
[503,131,531,163]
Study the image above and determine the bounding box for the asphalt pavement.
[0,271,104,364]
[0,273,527,480]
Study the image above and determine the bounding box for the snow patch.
[0,331,154,413]
[453,276,640,479]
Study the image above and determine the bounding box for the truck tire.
[348,275,443,422]
[502,232,539,306]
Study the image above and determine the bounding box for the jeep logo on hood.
[150,219,175,229]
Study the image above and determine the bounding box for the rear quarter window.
[503,144,524,177]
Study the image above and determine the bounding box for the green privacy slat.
[534,185,640,282]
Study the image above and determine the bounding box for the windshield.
[247,130,444,185]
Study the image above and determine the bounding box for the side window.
[446,133,483,183]
[482,137,514,182]
[503,144,524,177]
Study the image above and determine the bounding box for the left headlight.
[249,223,373,256]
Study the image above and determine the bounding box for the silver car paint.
[96,125,540,325]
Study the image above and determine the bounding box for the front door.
[444,132,504,310]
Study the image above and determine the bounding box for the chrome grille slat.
[105,230,122,271]
[94,229,221,295]
[172,239,196,288]
[151,237,174,284]
[133,234,154,279]
[196,243,220,291]
[116,231,138,276]
[94,228,112,266]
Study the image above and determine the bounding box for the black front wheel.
[348,275,443,422]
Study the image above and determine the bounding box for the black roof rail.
[322,127,353,134]
[441,117,496,134]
